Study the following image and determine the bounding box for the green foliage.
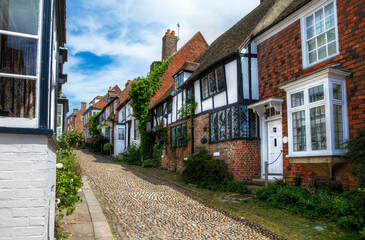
[142,143,162,168]
[91,134,108,153]
[182,146,249,193]
[177,97,197,119]
[55,149,83,218]
[88,115,101,137]
[103,143,114,155]
[129,56,173,160]
[343,129,365,187]
[124,142,142,165]
[58,130,84,150]
[142,159,160,168]
[255,183,365,232]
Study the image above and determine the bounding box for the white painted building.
[0,0,67,238]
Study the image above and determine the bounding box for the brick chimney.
[260,0,265,3]
[162,29,177,61]
[81,102,86,110]
[73,108,78,114]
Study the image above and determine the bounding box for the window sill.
[303,52,340,70]
[0,127,53,135]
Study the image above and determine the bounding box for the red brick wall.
[257,0,364,189]
[161,113,261,181]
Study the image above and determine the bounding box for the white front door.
[266,119,283,178]
[114,125,125,157]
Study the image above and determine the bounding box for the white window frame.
[301,0,340,68]
[281,68,350,157]
[0,0,44,128]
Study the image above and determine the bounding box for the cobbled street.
[76,149,275,240]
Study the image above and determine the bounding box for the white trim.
[255,0,334,45]
[248,98,283,117]
[0,30,39,39]
[0,73,37,80]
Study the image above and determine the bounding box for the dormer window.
[201,65,225,100]
[174,71,192,91]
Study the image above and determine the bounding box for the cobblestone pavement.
[76,150,276,240]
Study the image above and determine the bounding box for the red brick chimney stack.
[81,102,86,110]
[162,29,178,61]
[260,0,265,3]
[73,108,78,114]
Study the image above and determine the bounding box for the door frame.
[260,115,283,179]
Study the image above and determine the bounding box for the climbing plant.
[129,56,173,160]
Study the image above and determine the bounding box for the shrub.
[124,142,141,165]
[343,129,365,187]
[58,130,84,150]
[142,159,159,168]
[182,146,249,193]
[91,134,108,153]
[103,143,114,155]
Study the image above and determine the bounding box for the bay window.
[301,1,339,67]
[209,104,258,142]
[0,0,41,126]
[282,68,350,157]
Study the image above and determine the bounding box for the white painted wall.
[202,98,213,112]
[0,134,56,240]
[213,91,227,108]
[225,60,238,104]
[194,81,201,114]
[172,96,177,123]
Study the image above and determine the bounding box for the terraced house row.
[77,0,364,190]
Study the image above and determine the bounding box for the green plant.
[343,129,365,187]
[58,130,84,150]
[177,97,197,119]
[129,56,173,160]
[142,159,160,168]
[124,142,141,165]
[91,134,108,153]
[103,143,114,155]
[182,146,249,193]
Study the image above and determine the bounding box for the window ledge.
[0,127,53,136]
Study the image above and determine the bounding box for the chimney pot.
[171,30,175,36]
[166,29,171,35]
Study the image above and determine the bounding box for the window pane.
[0,0,40,35]
[310,106,327,150]
[232,106,239,138]
[325,15,335,30]
[328,41,337,56]
[308,39,316,51]
[218,110,226,141]
[327,29,336,42]
[118,126,124,140]
[309,50,317,64]
[307,26,315,40]
[333,105,343,149]
[240,105,249,138]
[226,108,231,139]
[0,34,38,76]
[249,109,258,138]
[171,127,176,148]
[315,9,324,22]
[0,77,36,118]
[324,3,334,17]
[291,91,304,107]
[202,76,209,99]
[332,83,342,100]
[210,112,217,142]
[208,72,216,95]
[315,21,324,35]
[318,45,327,60]
[317,33,326,47]
[293,111,306,152]
[306,15,314,27]
[216,66,225,92]
[309,85,324,102]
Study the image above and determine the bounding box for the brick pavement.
[76,149,275,240]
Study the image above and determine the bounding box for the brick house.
[82,96,106,143]
[151,0,364,188]
[248,0,365,188]
[0,0,68,238]
[65,101,86,133]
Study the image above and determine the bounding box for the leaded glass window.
[209,105,258,142]
[291,91,304,107]
[170,124,187,148]
[292,111,306,152]
[333,105,343,149]
[332,83,342,100]
[201,65,226,100]
[309,85,324,102]
[310,106,326,150]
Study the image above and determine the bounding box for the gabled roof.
[187,0,310,83]
[149,31,209,109]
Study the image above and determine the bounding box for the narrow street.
[75,149,275,240]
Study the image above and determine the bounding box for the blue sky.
[63,0,260,112]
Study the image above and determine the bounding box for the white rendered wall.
[194,81,201,114]
[202,98,213,112]
[225,60,238,104]
[0,134,56,240]
[213,91,227,108]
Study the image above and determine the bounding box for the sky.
[63,0,260,112]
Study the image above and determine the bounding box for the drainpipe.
[190,115,194,156]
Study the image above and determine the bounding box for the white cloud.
[64,0,260,111]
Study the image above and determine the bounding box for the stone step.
[251,178,276,187]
